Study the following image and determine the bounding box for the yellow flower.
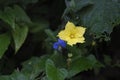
[58,21,86,46]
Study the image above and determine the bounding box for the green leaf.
[45,29,57,41]
[46,59,68,80]
[12,25,28,53]
[22,55,49,80]
[50,51,66,68]
[0,56,48,80]
[64,0,120,38]
[0,76,10,80]
[0,5,31,30]
[103,55,112,65]
[0,71,28,80]
[68,55,100,77]
[11,71,28,80]
[30,19,49,33]
[0,7,15,29]
[13,5,31,23]
[0,33,10,58]
[41,76,48,80]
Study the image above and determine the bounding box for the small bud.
[68,53,73,58]
[67,58,72,62]
[67,58,72,68]
[92,41,96,46]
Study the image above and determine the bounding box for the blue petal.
[58,39,66,48]
[53,42,59,50]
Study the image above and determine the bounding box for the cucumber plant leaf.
[46,59,68,80]
[0,33,10,58]
[12,25,28,53]
[64,0,120,38]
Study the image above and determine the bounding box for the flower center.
[70,34,75,39]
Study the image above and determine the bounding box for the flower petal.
[53,42,59,50]
[58,39,66,48]
[77,37,85,43]
[57,21,86,46]
[76,27,86,37]
[67,37,85,46]
[67,39,78,46]
[65,21,75,31]
[58,30,70,41]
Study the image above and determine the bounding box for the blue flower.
[53,39,66,50]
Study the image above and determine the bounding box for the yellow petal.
[77,37,85,43]
[57,21,86,46]
[76,27,86,37]
[65,21,76,31]
[58,30,70,41]
[67,39,79,46]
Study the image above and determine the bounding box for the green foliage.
[68,55,104,77]
[64,0,120,38]
[0,5,31,30]
[22,55,49,79]
[0,0,119,80]
[0,0,38,7]
[45,29,57,41]
[0,71,29,80]
[46,59,68,80]
[0,8,15,29]
[12,25,28,53]
[0,55,49,80]
[0,5,30,56]
[103,55,112,66]
[0,33,10,58]
[12,5,31,23]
